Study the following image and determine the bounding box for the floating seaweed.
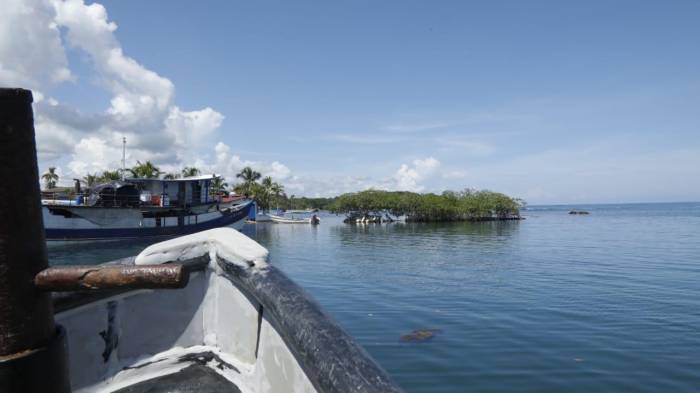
[400,328,443,343]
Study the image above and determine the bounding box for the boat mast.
[122,136,126,179]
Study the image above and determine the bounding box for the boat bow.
[55,228,402,393]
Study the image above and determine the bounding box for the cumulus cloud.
[0,0,242,182]
[67,136,123,175]
[0,0,73,90]
[208,142,292,183]
[0,0,447,197]
[392,157,440,192]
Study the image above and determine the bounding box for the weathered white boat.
[269,214,320,225]
[50,229,400,392]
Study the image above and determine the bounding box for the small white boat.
[269,214,320,224]
[285,208,319,214]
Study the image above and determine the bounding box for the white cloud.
[208,142,292,183]
[0,0,243,184]
[67,136,123,175]
[0,0,73,90]
[276,175,381,198]
[269,161,292,180]
[392,157,440,192]
[164,106,225,160]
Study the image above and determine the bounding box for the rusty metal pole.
[35,264,190,291]
[0,88,70,392]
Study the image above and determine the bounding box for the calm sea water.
[49,202,700,392]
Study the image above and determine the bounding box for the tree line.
[41,162,286,210]
[41,165,524,220]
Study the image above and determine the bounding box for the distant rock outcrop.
[568,210,590,215]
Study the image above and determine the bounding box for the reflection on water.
[48,223,265,266]
[48,238,155,266]
[48,203,700,392]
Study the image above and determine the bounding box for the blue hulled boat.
[42,175,254,242]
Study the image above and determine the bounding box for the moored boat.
[285,208,319,214]
[43,175,254,242]
[269,214,320,224]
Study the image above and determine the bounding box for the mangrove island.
[328,189,523,223]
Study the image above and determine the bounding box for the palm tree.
[234,167,262,198]
[233,183,249,197]
[81,173,99,187]
[250,182,269,209]
[128,161,161,178]
[255,177,273,210]
[163,173,180,180]
[270,182,284,210]
[236,166,261,183]
[210,176,228,195]
[181,166,200,178]
[257,176,285,211]
[41,167,59,189]
[100,170,122,182]
[261,176,273,189]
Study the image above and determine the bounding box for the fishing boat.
[42,175,254,242]
[269,214,321,224]
[0,88,402,393]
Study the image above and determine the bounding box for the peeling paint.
[98,301,119,362]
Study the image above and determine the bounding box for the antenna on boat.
[122,136,126,179]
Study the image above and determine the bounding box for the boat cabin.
[92,182,140,208]
[126,175,216,208]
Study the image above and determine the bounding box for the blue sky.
[3,0,699,203]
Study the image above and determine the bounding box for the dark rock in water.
[400,329,442,342]
[568,210,590,215]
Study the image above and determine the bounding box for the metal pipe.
[35,264,190,291]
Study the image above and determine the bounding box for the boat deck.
[90,347,251,393]
[113,364,241,393]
